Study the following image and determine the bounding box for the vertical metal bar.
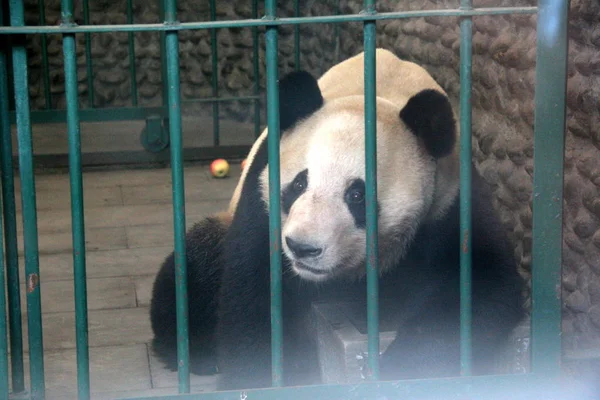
[61,1,90,397]
[363,0,379,381]
[0,5,25,394]
[37,0,52,109]
[293,0,300,70]
[126,0,138,107]
[163,0,190,393]
[0,97,8,400]
[9,0,46,398]
[82,0,94,108]
[251,0,261,138]
[159,2,170,117]
[2,0,16,113]
[458,0,473,377]
[334,0,341,62]
[530,0,569,377]
[209,0,220,146]
[265,0,283,388]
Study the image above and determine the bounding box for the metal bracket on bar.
[140,114,169,153]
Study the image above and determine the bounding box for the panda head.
[257,52,459,282]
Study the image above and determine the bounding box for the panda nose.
[285,237,323,259]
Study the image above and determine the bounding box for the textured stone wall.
[296,0,600,357]
[381,0,600,356]
[22,0,326,121]
[22,0,600,356]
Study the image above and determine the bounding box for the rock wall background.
[19,0,600,361]
[316,0,600,360]
[20,0,323,121]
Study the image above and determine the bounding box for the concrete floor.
[9,162,243,399]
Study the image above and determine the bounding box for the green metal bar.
[9,95,260,124]
[9,0,46,398]
[209,0,220,146]
[293,0,300,70]
[458,0,473,377]
[0,1,568,397]
[334,0,341,62]
[126,0,138,106]
[0,99,8,400]
[121,373,576,400]
[61,0,90,398]
[264,0,283,388]
[0,7,539,34]
[0,6,25,394]
[251,0,261,138]
[159,2,169,114]
[82,0,94,108]
[23,145,252,169]
[11,106,168,124]
[362,0,379,381]
[185,95,261,104]
[1,0,15,114]
[163,0,190,393]
[530,0,569,377]
[37,0,52,109]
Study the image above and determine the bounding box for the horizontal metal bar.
[181,95,260,104]
[117,373,581,400]
[0,7,537,34]
[13,146,251,169]
[8,95,261,124]
[10,107,168,124]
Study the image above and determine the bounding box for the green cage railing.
[0,0,569,399]
[3,0,308,169]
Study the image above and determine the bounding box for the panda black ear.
[399,89,457,159]
[278,70,324,134]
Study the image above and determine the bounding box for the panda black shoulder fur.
[149,48,526,391]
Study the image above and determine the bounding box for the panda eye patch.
[293,174,307,193]
[345,180,365,204]
[345,179,369,229]
[347,188,364,203]
[281,169,309,214]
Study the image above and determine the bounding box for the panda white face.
[242,51,458,283]
[261,99,441,282]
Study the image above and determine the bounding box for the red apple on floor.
[210,159,229,178]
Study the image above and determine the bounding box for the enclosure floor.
[10,163,242,399]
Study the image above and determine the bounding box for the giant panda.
[149,48,526,391]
